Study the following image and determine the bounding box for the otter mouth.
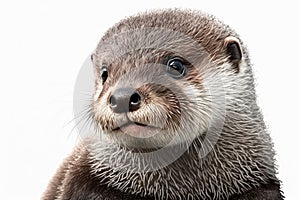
[112,121,161,138]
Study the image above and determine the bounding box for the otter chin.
[43,9,283,200]
[113,122,160,137]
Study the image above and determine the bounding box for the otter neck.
[87,117,278,200]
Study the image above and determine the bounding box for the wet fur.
[43,9,283,200]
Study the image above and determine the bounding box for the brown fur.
[43,9,283,200]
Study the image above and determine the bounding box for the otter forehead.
[96,10,239,62]
[93,9,244,75]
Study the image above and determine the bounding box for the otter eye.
[90,54,94,62]
[166,58,187,78]
[101,65,108,84]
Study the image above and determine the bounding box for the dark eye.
[90,54,94,62]
[101,65,108,84]
[166,58,187,78]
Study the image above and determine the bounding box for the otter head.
[90,10,245,151]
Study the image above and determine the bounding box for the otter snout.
[109,88,142,113]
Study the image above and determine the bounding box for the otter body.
[43,9,283,200]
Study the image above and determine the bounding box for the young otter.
[43,9,283,200]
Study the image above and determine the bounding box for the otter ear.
[225,36,242,73]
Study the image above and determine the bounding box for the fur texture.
[43,9,283,200]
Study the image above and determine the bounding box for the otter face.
[90,13,243,150]
[91,53,208,149]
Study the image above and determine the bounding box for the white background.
[0,0,299,199]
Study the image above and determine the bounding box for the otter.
[43,9,283,200]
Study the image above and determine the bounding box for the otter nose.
[109,88,142,113]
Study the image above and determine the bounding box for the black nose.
[109,88,142,113]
